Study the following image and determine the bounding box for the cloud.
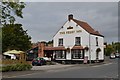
[16,2,118,43]
[20,0,119,2]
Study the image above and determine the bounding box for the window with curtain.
[75,37,81,46]
[58,38,63,46]
[96,37,98,46]
[72,50,83,59]
[55,50,66,59]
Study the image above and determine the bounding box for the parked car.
[32,57,46,66]
[110,53,115,59]
[115,53,120,58]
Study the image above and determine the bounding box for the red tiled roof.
[71,46,84,50]
[44,46,66,50]
[72,19,104,37]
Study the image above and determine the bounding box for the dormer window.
[67,26,73,29]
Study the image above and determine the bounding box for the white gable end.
[53,20,90,48]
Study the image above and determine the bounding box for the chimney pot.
[68,14,73,21]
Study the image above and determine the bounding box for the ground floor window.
[71,50,83,59]
[55,50,66,59]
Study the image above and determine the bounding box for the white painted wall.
[53,20,90,48]
[53,19,104,61]
[90,35,104,60]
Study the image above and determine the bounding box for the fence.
[2,59,28,65]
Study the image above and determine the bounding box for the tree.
[46,40,53,46]
[105,44,115,56]
[104,42,120,56]
[1,1,25,24]
[1,1,31,53]
[2,24,31,52]
[113,42,120,53]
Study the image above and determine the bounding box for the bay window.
[72,50,83,59]
[55,50,66,59]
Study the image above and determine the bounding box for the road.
[10,58,118,78]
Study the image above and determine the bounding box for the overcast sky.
[16,2,118,43]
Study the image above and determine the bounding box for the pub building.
[27,14,104,63]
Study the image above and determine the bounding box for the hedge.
[2,63,32,72]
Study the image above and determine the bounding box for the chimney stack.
[38,42,45,57]
[68,14,73,21]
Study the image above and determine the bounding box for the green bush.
[16,64,23,71]
[2,65,11,72]
[11,64,17,71]
[25,63,32,70]
[2,63,32,72]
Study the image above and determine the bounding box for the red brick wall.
[38,42,45,57]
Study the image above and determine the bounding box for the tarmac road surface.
[4,58,118,78]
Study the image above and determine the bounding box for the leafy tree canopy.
[1,0,25,24]
[2,24,31,52]
[105,42,120,56]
